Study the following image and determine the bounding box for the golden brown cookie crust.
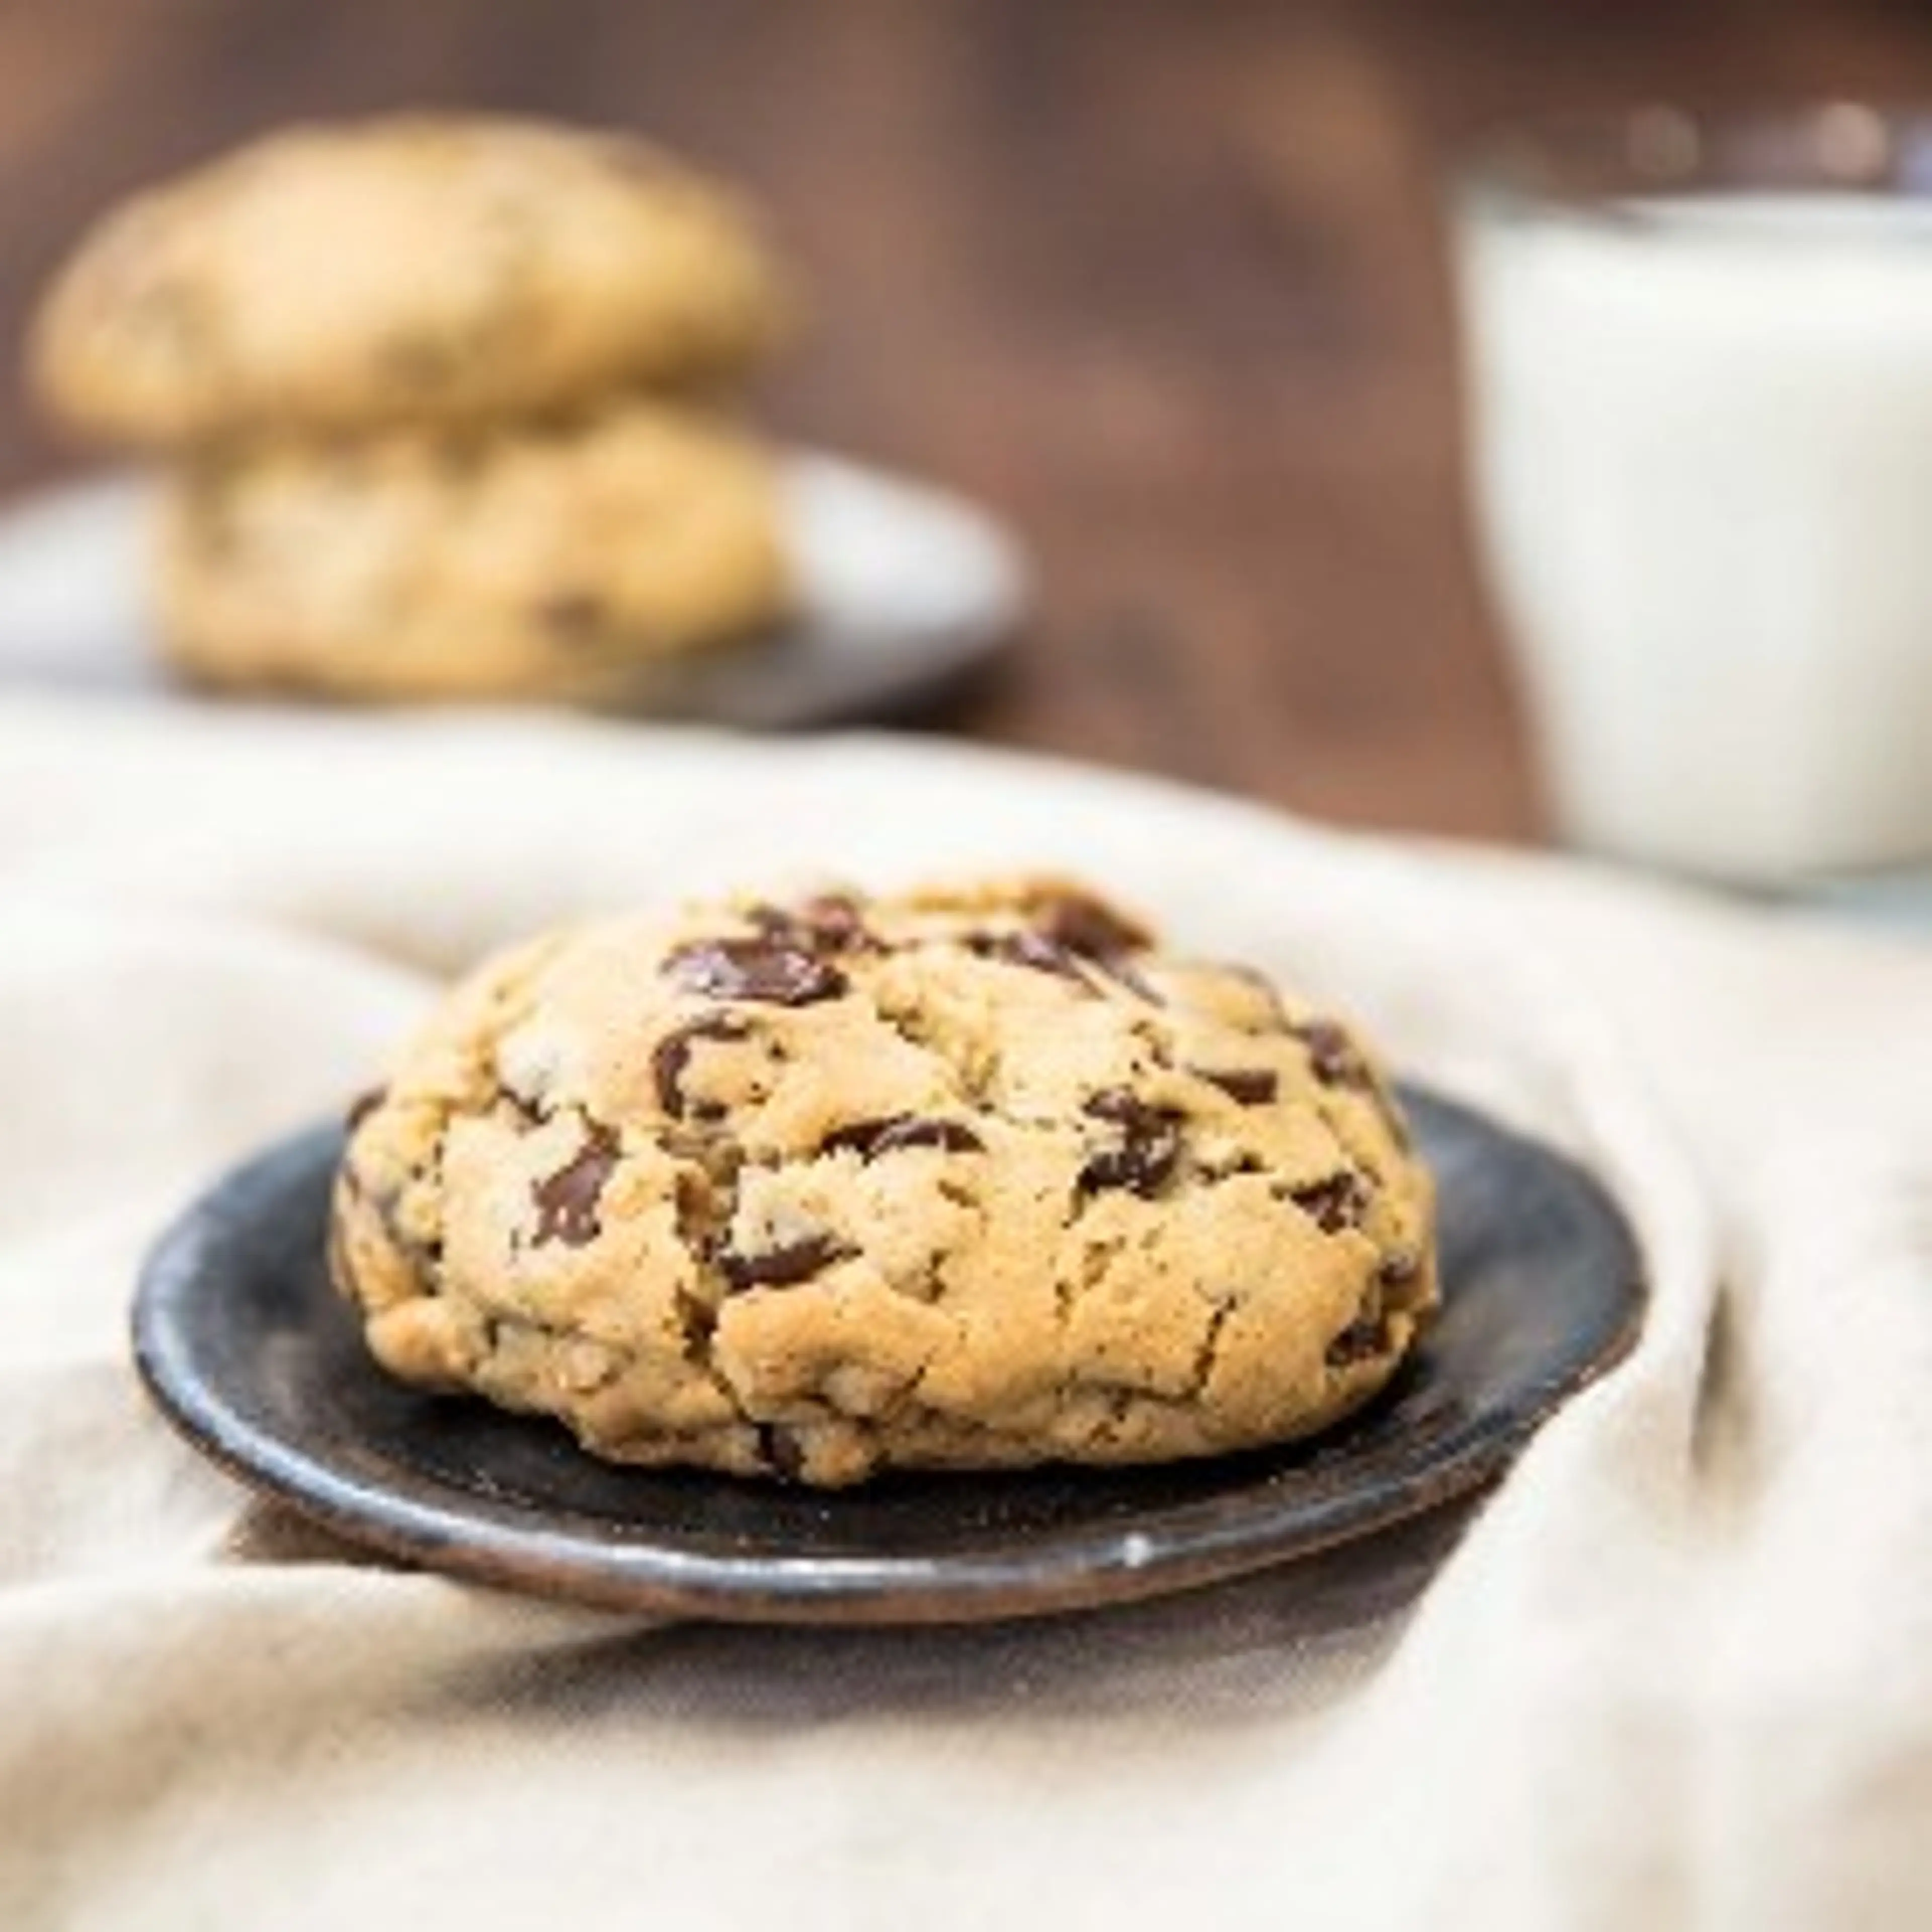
[33,114,787,445]
[153,399,789,700]
[331,879,1437,1487]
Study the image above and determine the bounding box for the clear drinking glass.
[1454,105,1932,888]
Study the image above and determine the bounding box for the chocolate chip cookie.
[154,399,788,700]
[330,879,1436,1486]
[33,114,785,445]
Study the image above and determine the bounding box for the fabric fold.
[0,695,1923,1929]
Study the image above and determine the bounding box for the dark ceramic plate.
[132,1089,1643,1625]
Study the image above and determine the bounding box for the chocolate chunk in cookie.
[1196,1067,1278,1105]
[665,937,847,1006]
[1289,1170,1370,1234]
[1079,1089,1183,1198]
[720,1233,851,1292]
[652,1014,753,1118]
[1036,890,1152,961]
[531,1125,620,1247]
[821,1115,985,1159]
[1298,1019,1374,1091]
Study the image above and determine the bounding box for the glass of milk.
[1455,105,1932,884]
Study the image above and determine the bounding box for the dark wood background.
[2,0,1922,840]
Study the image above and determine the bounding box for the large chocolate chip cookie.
[330,878,1436,1486]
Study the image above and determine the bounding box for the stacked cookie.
[32,115,793,701]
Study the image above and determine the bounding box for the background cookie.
[332,878,1437,1487]
[33,114,786,445]
[154,399,789,700]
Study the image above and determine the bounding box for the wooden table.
[3,0,1922,842]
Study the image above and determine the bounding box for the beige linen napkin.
[0,693,1926,1930]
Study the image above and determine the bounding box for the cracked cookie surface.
[330,878,1437,1486]
[33,114,785,445]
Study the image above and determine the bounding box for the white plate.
[0,452,1028,729]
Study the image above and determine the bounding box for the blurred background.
[2,0,1925,844]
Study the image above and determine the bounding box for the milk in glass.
[1459,191,1932,880]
